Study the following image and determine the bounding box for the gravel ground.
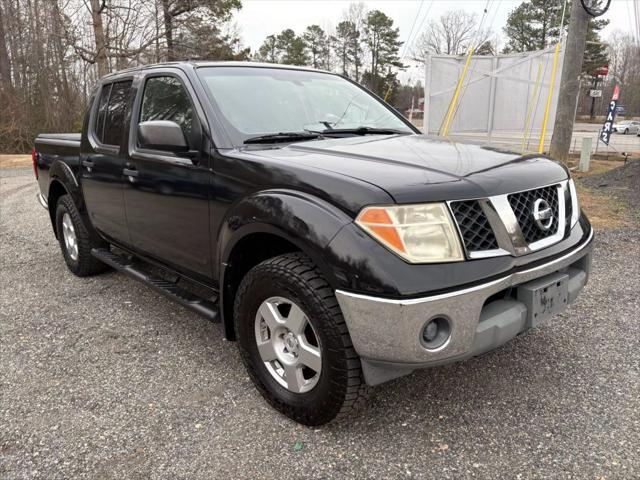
[1,167,639,479]
[583,159,640,221]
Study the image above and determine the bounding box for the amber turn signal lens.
[355,203,464,263]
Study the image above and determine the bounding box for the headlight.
[568,179,580,228]
[355,203,464,263]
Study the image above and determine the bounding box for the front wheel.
[234,253,368,425]
[55,195,110,277]
[624,128,629,134]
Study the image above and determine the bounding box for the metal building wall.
[424,44,566,142]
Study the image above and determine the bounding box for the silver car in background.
[612,120,640,135]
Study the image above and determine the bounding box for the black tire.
[234,252,369,426]
[55,195,110,277]
[624,128,628,135]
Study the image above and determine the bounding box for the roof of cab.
[101,61,334,80]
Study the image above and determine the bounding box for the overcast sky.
[235,0,635,82]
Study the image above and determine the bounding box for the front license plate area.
[517,272,569,327]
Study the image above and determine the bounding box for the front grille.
[450,200,499,252]
[564,187,573,228]
[508,185,559,243]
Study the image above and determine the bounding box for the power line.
[400,0,426,60]
[402,0,435,61]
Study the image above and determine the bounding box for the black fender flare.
[48,160,83,209]
[216,189,354,337]
[47,160,97,240]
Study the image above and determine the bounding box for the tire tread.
[234,252,369,425]
[56,195,109,277]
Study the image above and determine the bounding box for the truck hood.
[246,134,569,203]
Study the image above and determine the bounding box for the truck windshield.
[196,66,413,145]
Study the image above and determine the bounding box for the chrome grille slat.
[508,185,559,243]
[449,181,569,258]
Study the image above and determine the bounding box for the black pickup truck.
[34,62,593,425]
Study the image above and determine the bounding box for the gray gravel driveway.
[1,167,639,479]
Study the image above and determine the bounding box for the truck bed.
[36,133,81,146]
[34,133,82,201]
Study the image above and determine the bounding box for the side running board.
[91,248,219,322]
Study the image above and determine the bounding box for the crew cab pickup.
[34,62,593,425]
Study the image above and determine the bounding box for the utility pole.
[549,0,590,162]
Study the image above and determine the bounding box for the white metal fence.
[423,44,565,151]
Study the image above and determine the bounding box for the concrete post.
[579,137,592,172]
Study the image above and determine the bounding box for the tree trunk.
[549,0,589,162]
[0,1,12,87]
[90,0,109,77]
[161,0,175,61]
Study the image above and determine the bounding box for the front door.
[123,72,212,279]
[81,80,133,243]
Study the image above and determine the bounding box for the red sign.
[594,64,609,77]
[611,84,620,101]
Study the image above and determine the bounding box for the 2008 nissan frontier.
[33,62,593,425]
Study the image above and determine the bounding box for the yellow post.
[538,42,562,154]
[440,46,475,137]
[521,60,544,154]
[383,85,392,102]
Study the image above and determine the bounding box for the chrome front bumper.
[335,229,594,386]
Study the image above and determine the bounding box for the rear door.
[81,79,133,243]
[123,70,212,279]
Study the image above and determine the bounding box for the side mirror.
[138,120,188,153]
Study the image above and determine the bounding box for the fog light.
[421,316,451,350]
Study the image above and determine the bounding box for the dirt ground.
[571,159,638,229]
[0,154,31,168]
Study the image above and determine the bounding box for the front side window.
[139,76,200,150]
[196,67,413,145]
[102,80,133,146]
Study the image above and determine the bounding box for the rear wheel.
[234,252,368,425]
[55,195,109,277]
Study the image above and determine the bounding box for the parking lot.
[442,123,640,157]
[1,166,639,479]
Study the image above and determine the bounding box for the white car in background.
[612,120,640,135]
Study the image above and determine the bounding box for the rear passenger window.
[94,84,111,142]
[102,80,133,146]
[139,76,200,150]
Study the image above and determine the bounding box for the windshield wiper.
[316,127,409,136]
[243,132,321,144]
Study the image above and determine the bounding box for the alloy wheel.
[61,212,79,261]
[254,296,322,393]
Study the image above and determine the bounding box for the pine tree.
[503,0,608,73]
[331,21,359,76]
[363,10,403,77]
[258,35,280,63]
[303,25,330,69]
[276,29,308,66]
[362,10,403,95]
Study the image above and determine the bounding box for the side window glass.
[94,84,111,143]
[103,80,133,146]
[140,76,200,150]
